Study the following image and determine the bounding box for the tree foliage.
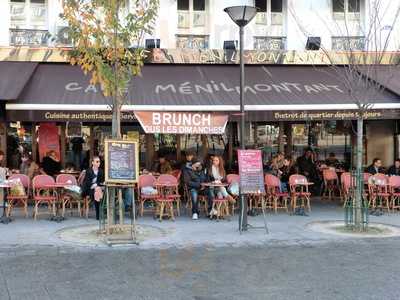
[61,0,159,99]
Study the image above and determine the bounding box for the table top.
[201,182,229,187]
[155,182,178,187]
[43,183,73,188]
[293,182,314,186]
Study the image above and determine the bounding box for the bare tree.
[289,0,400,230]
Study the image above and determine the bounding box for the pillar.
[176,134,182,164]
[278,121,285,153]
[285,123,293,157]
[228,122,233,171]
[60,123,66,168]
[0,123,6,167]
[201,135,209,158]
[145,134,155,170]
[31,123,38,162]
[89,125,95,162]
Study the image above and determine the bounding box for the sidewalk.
[1,201,400,250]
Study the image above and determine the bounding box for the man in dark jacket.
[183,159,212,220]
[366,158,384,175]
[387,159,400,176]
[82,156,104,220]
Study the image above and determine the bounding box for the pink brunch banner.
[238,149,265,194]
[135,111,228,135]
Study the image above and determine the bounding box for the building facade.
[1,0,399,51]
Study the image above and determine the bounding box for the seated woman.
[41,150,61,177]
[280,156,298,192]
[19,153,40,180]
[206,155,234,208]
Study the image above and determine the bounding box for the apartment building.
[1,0,399,51]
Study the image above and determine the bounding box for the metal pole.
[239,25,248,232]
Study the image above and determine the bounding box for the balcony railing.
[10,28,49,46]
[254,37,287,50]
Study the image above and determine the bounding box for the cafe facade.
[1,48,400,171]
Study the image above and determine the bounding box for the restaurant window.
[176,34,209,49]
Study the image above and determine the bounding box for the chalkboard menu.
[238,150,265,194]
[104,139,139,183]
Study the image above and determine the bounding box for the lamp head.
[224,6,258,27]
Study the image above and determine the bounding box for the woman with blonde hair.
[206,155,234,209]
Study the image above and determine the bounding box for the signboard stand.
[101,183,138,246]
[238,149,269,235]
[102,139,139,246]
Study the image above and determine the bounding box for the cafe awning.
[5,63,400,121]
[0,62,37,100]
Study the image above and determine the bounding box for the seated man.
[183,159,212,220]
[366,158,384,175]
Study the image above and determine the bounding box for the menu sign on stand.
[238,150,265,194]
[104,139,139,183]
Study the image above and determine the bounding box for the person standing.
[82,156,104,220]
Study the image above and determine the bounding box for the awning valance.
[5,63,400,121]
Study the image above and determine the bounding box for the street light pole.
[224,5,258,232]
[238,24,247,231]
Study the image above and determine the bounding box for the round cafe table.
[44,183,73,222]
[201,182,230,220]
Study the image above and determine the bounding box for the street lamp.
[224,5,257,232]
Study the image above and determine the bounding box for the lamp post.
[224,5,257,232]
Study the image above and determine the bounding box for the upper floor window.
[10,0,47,29]
[177,0,207,28]
[177,0,205,11]
[255,0,283,25]
[333,0,361,20]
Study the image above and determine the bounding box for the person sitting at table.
[366,158,384,175]
[41,150,61,177]
[157,155,172,174]
[280,156,298,192]
[325,152,339,167]
[82,156,104,220]
[183,158,213,220]
[19,152,40,180]
[297,149,320,194]
[206,155,234,215]
[387,159,400,176]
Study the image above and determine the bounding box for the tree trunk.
[112,103,121,139]
[354,117,364,230]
